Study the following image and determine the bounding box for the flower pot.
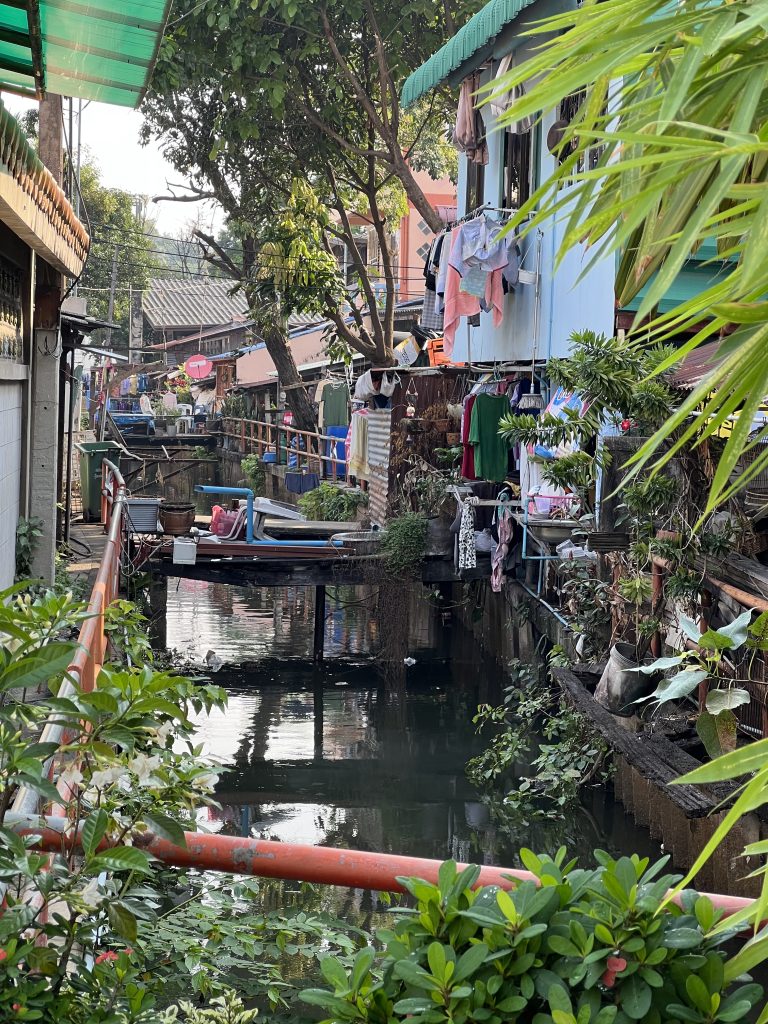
[594,642,660,716]
[166,423,177,438]
[160,501,196,535]
[446,432,461,446]
[425,515,453,556]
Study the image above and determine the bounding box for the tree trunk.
[259,321,317,434]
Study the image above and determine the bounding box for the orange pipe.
[13,821,755,918]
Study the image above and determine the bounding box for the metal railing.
[13,460,127,820]
[221,417,346,479]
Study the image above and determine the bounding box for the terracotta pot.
[446,432,461,445]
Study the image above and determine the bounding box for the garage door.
[0,382,22,588]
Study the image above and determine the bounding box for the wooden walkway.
[66,521,107,593]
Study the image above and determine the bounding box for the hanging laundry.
[444,242,505,354]
[460,393,477,480]
[420,233,446,332]
[347,409,370,478]
[469,393,511,482]
[452,74,488,165]
[458,499,477,569]
[489,53,535,134]
[353,370,396,402]
[320,380,350,428]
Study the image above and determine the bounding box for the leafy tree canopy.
[78,163,165,347]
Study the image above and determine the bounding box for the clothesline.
[447,203,518,229]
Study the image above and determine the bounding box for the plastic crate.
[123,497,161,533]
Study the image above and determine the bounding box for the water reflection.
[159,579,659,869]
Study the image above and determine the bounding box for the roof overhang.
[0,0,172,108]
[400,0,536,108]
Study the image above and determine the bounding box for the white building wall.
[0,381,22,588]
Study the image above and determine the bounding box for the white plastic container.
[173,538,197,565]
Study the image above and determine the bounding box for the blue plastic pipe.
[195,485,254,544]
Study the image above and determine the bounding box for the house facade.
[402,0,616,365]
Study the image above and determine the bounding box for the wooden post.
[313,585,326,663]
[313,674,324,759]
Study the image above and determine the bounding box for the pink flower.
[602,956,628,989]
[95,951,119,965]
[0,950,7,962]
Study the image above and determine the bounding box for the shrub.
[241,453,266,495]
[298,482,368,522]
[380,512,427,576]
[301,851,763,1024]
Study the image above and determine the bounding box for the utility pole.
[99,245,119,441]
[107,244,118,341]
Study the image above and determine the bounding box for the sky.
[4,96,223,240]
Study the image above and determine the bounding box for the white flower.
[128,752,163,787]
[155,720,175,746]
[89,765,123,790]
[58,764,83,789]
[78,877,104,909]
[195,772,219,793]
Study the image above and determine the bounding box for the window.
[503,129,533,209]
[465,159,485,214]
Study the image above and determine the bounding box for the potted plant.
[165,407,182,437]
[637,609,768,758]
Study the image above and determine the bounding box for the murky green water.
[156,578,659,869]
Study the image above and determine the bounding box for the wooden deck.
[66,521,108,593]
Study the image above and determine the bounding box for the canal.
[155,578,659,868]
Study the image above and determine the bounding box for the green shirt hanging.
[468,393,510,482]
[322,382,350,427]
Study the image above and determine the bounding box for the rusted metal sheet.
[364,408,392,526]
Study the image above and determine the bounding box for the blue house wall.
[448,0,615,365]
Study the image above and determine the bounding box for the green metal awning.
[0,0,172,107]
[401,0,536,108]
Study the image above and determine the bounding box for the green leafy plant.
[0,581,228,1021]
[193,445,216,461]
[380,512,428,577]
[15,516,43,579]
[241,453,266,497]
[297,482,368,522]
[639,609,768,757]
[300,852,762,1024]
[468,661,610,820]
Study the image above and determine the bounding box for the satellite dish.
[185,354,213,380]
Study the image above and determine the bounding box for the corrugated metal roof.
[143,280,249,331]
[668,340,723,391]
[401,0,536,108]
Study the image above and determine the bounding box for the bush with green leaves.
[241,453,266,496]
[301,852,763,1024]
[380,512,428,577]
[639,608,768,759]
[467,662,610,822]
[298,482,368,522]
[0,582,229,1021]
